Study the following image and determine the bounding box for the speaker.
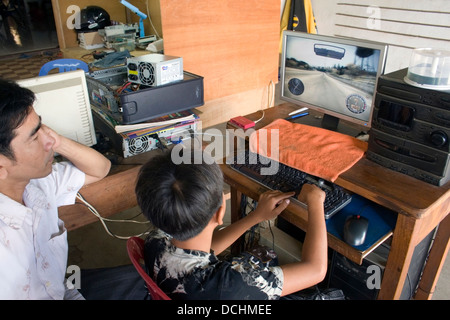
[368,68,450,186]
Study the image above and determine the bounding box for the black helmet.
[76,6,111,32]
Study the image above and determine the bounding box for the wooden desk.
[221,103,450,300]
[59,103,449,299]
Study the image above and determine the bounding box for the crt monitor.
[17,70,97,147]
[280,31,388,131]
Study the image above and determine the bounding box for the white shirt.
[0,162,85,300]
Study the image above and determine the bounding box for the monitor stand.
[292,112,364,138]
[321,114,340,132]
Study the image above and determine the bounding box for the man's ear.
[0,156,9,180]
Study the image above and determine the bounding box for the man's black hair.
[0,78,35,160]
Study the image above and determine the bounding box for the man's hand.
[41,124,111,185]
[41,124,61,151]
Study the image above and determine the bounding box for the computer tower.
[328,228,435,300]
[91,105,198,158]
[86,68,204,124]
[328,245,388,300]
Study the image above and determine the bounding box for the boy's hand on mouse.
[251,190,295,223]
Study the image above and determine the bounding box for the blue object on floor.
[39,58,89,76]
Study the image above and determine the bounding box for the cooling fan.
[127,53,183,86]
[127,136,152,156]
[137,62,155,86]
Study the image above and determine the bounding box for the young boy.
[135,149,327,299]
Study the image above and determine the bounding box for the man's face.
[7,109,55,182]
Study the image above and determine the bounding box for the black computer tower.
[328,245,388,300]
[328,228,435,300]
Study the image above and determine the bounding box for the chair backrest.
[39,58,89,76]
[126,236,171,300]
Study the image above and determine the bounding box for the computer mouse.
[343,215,369,246]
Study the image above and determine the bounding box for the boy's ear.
[213,194,227,225]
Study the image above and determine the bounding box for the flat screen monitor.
[280,31,388,131]
[17,70,97,147]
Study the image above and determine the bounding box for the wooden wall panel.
[160,0,280,101]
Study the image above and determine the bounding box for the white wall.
[310,0,450,73]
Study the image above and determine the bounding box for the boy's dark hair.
[0,78,35,160]
[135,149,224,241]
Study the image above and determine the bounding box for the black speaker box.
[368,68,450,186]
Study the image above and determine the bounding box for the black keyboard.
[229,150,352,219]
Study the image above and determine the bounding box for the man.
[135,149,328,299]
[0,77,110,299]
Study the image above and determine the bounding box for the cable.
[76,192,152,240]
[254,110,265,124]
[267,219,275,251]
[254,80,275,124]
[116,82,132,94]
[145,0,161,39]
[268,79,275,108]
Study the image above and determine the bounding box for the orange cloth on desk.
[249,119,368,182]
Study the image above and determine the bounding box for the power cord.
[254,80,275,124]
[75,192,152,240]
[145,0,161,39]
[267,219,276,252]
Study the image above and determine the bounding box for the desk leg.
[415,213,450,300]
[230,186,243,254]
[378,214,421,300]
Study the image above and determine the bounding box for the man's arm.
[43,125,111,185]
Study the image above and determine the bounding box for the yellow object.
[280,0,317,52]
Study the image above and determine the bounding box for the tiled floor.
[0,49,61,81]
